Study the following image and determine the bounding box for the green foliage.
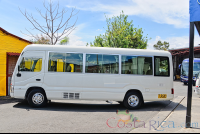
[88,11,149,49]
[60,37,69,45]
[153,40,169,51]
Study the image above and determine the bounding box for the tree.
[153,40,169,51]
[29,34,51,44]
[19,0,78,45]
[88,11,149,49]
[60,36,69,45]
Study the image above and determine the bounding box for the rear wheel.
[27,89,47,108]
[123,91,143,109]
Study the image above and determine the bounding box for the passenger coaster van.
[10,45,174,109]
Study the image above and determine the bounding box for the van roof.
[23,44,171,56]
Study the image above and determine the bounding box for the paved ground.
[173,80,193,97]
[130,80,200,133]
[0,80,191,133]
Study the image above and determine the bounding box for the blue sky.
[0,0,200,50]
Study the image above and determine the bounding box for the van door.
[43,52,84,99]
[14,51,45,94]
[153,56,171,100]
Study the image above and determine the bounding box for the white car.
[195,72,200,95]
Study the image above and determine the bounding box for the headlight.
[10,85,14,93]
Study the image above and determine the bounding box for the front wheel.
[123,91,143,110]
[193,82,196,86]
[27,89,47,108]
[184,82,187,85]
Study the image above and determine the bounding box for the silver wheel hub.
[128,95,139,107]
[32,93,44,105]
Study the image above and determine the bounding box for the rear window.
[154,56,170,77]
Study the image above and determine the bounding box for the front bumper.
[181,78,196,84]
[10,85,14,97]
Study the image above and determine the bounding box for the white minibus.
[10,45,174,109]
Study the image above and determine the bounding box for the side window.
[121,56,152,75]
[102,55,119,74]
[48,53,65,72]
[85,54,119,74]
[139,57,153,75]
[154,56,170,76]
[122,56,137,74]
[66,53,83,73]
[19,57,42,72]
[48,52,83,73]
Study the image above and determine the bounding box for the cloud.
[148,35,200,50]
[67,34,87,46]
[96,29,102,31]
[66,0,189,28]
[62,23,87,46]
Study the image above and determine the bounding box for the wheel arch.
[124,89,144,102]
[25,86,47,100]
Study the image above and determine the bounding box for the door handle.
[36,79,41,81]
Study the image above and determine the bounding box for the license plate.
[158,94,167,98]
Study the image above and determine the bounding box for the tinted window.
[48,52,83,73]
[154,56,169,76]
[121,56,153,75]
[86,54,119,74]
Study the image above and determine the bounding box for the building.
[0,27,31,96]
[168,46,200,78]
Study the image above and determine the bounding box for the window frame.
[121,55,154,76]
[47,51,84,73]
[47,51,164,77]
[154,56,170,77]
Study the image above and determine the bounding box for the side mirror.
[17,65,21,77]
[178,64,182,69]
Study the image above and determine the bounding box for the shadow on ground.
[13,100,186,112]
[0,97,22,105]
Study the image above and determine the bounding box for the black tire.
[27,89,47,108]
[184,82,187,85]
[193,82,196,86]
[123,91,143,110]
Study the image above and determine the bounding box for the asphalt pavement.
[0,80,199,133]
[0,99,170,133]
[130,80,200,133]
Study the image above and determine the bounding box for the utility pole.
[185,22,194,128]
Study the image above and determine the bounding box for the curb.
[129,96,185,133]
